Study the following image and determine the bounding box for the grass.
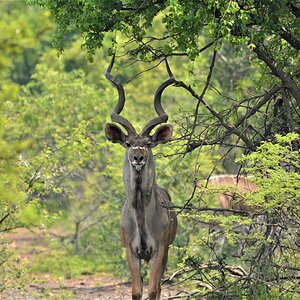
[28,250,105,279]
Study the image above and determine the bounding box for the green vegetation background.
[1,1,299,299]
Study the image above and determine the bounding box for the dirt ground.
[1,228,185,300]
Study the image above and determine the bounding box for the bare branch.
[0,213,10,225]
[254,45,300,107]
[188,50,217,144]
[234,85,281,128]
[173,79,256,151]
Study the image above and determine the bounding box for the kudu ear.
[151,124,173,144]
[105,123,126,145]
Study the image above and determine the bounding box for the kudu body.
[105,56,177,300]
[198,175,258,256]
[204,174,258,214]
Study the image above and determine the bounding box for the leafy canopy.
[28,0,300,62]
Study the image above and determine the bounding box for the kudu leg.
[148,246,168,300]
[157,248,169,299]
[125,247,143,300]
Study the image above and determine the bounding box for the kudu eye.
[125,142,131,148]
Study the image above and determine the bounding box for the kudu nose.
[134,155,144,163]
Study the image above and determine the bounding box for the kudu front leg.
[148,246,168,300]
[125,246,143,300]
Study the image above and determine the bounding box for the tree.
[0,1,56,290]
[175,134,300,299]
[29,0,299,151]
[20,0,300,297]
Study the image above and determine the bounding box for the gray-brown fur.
[205,175,257,213]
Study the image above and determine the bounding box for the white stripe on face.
[132,146,146,150]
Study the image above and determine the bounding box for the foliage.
[0,124,25,291]
[2,1,300,299]
[174,134,300,299]
[0,1,56,290]
[11,49,127,266]
[28,0,300,60]
[29,0,300,154]
[29,249,106,279]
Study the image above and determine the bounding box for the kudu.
[202,174,258,214]
[104,56,177,300]
[197,175,258,255]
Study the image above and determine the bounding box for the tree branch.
[234,85,281,128]
[280,29,300,50]
[173,79,256,151]
[0,213,10,225]
[254,44,300,107]
[189,50,217,141]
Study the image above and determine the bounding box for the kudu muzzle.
[130,146,147,171]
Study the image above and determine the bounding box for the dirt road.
[2,228,184,300]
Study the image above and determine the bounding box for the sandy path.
[1,228,183,300]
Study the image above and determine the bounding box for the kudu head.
[105,55,174,172]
